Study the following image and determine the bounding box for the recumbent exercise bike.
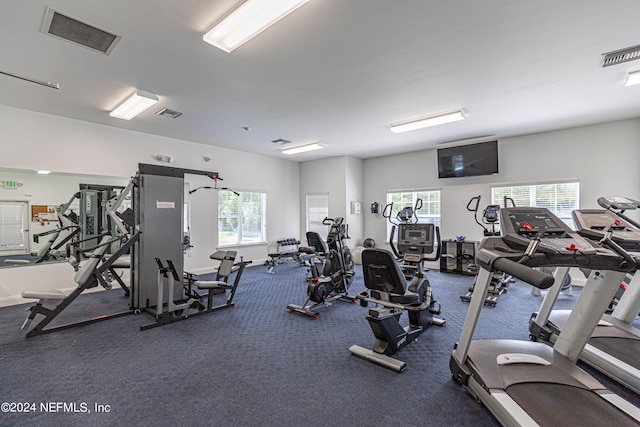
[349,221,445,372]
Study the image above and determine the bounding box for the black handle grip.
[466,195,480,212]
[492,258,555,289]
[602,235,639,272]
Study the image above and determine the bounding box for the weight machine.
[20,163,247,336]
[132,164,249,330]
[20,179,138,337]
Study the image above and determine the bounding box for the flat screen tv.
[437,140,498,178]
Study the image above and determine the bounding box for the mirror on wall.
[0,168,129,268]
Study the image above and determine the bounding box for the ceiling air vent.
[271,138,292,145]
[155,108,183,119]
[602,44,640,67]
[41,7,121,55]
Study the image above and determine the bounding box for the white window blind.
[491,181,580,228]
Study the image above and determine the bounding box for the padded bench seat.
[193,280,229,290]
[4,259,32,265]
[21,289,67,300]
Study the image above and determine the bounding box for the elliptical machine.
[382,198,425,279]
[287,216,355,319]
[460,195,514,305]
[349,220,445,372]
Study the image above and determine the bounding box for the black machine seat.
[306,231,329,255]
[362,248,419,304]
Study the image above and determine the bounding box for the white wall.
[364,119,640,257]
[299,157,346,239]
[299,156,364,245]
[0,105,300,305]
[345,156,364,246]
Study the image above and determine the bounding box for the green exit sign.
[2,181,19,189]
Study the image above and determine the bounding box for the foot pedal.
[431,317,446,327]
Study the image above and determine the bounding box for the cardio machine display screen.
[406,230,426,240]
[507,212,565,237]
[398,223,434,254]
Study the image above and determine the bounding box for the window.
[218,190,266,246]
[386,190,441,228]
[306,193,329,237]
[491,181,580,228]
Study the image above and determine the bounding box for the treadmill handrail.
[601,232,640,272]
[492,257,554,289]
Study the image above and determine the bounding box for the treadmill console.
[500,207,595,254]
[597,196,640,211]
[397,223,434,259]
[573,209,640,251]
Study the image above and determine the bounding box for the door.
[0,201,30,255]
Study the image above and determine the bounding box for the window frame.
[491,180,580,228]
[217,189,267,247]
[385,189,441,232]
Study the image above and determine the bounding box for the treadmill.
[450,207,640,426]
[530,197,640,394]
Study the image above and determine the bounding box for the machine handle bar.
[492,258,555,289]
[423,225,442,262]
[601,233,640,272]
[322,216,342,225]
[466,195,480,212]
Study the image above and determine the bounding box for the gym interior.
[2,2,640,426]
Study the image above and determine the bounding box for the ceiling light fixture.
[36,170,51,175]
[110,90,159,120]
[282,142,323,155]
[626,70,640,87]
[203,0,311,53]
[389,109,465,134]
[0,70,60,90]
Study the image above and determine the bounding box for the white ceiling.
[1,0,640,162]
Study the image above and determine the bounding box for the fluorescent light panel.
[110,90,159,120]
[203,0,310,53]
[390,109,465,134]
[626,70,640,87]
[282,142,323,155]
[36,170,51,175]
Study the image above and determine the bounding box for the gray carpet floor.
[0,261,638,426]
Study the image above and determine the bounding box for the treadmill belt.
[507,382,638,426]
[590,337,640,371]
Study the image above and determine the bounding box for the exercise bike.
[460,195,514,306]
[287,217,355,319]
[349,221,445,372]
